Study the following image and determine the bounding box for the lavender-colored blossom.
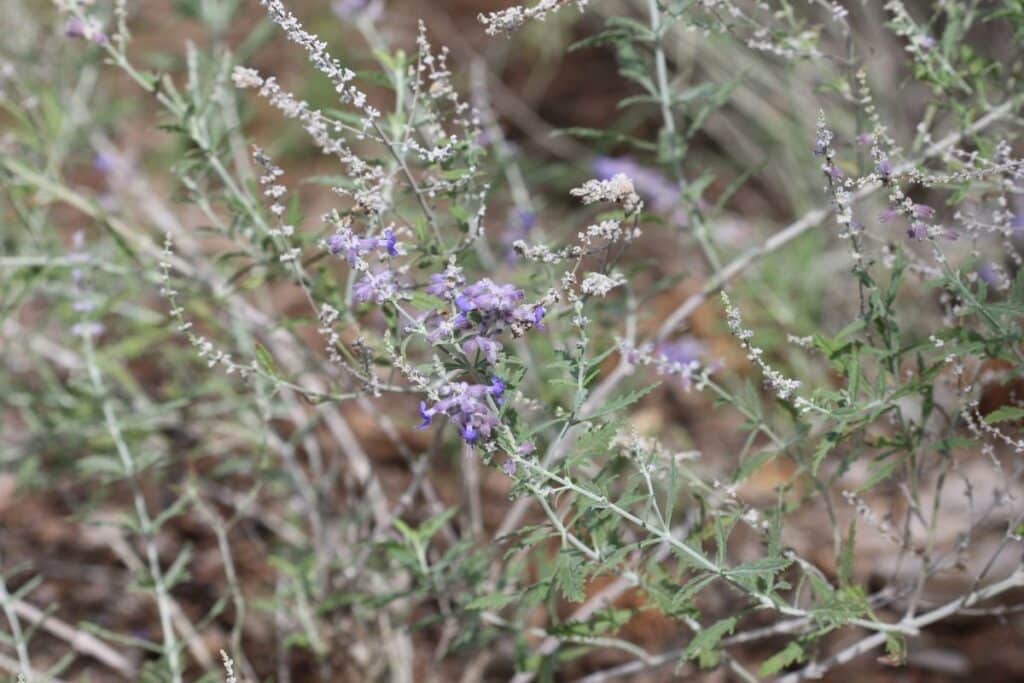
[422,311,455,343]
[912,204,935,219]
[500,208,537,262]
[426,262,466,300]
[332,0,369,18]
[826,165,844,180]
[977,263,1004,288]
[92,153,114,176]
[876,158,892,177]
[418,382,501,445]
[64,16,107,44]
[856,133,873,146]
[462,335,503,364]
[1012,196,1024,230]
[456,279,524,314]
[656,337,705,390]
[353,268,397,303]
[326,226,400,264]
[907,222,928,240]
[502,459,516,476]
[879,208,900,223]
[489,376,505,404]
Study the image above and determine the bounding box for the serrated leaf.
[554,554,586,603]
[759,641,805,675]
[466,592,518,611]
[681,617,737,669]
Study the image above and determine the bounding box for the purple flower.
[856,133,873,146]
[418,401,435,429]
[353,269,397,303]
[500,208,538,262]
[64,17,107,44]
[879,208,900,224]
[462,335,502,364]
[502,459,516,476]
[907,222,928,240]
[381,229,398,257]
[418,382,501,445]
[332,0,370,19]
[489,376,505,404]
[1011,196,1024,230]
[912,204,935,219]
[531,306,545,326]
[327,226,400,265]
[426,262,466,300]
[92,153,114,176]
[876,159,892,177]
[656,337,705,390]
[977,263,1003,288]
[456,279,525,314]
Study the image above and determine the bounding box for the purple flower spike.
[502,459,516,476]
[462,336,502,365]
[531,305,545,326]
[879,208,900,224]
[64,17,107,44]
[418,402,434,429]
[354,269,396,303]
[489,376,506,404]
[382,229,398,257]
[907,222,928,240]
[912,204,935,219]
[419,382,502,445]
[876,159,892,177]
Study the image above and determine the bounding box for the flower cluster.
[570,173,643,214]
[593,157,680,214]
[478,0,589,36]
[326,225,399,265]
[623,337,711,391]
[418,378,505,444]
[722,292,805,405]
[424,277,547,363]
[63,15,107,44]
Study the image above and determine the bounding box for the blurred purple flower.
[63,17,107,44]
[977,263,1004,288]
[500,208,537,262]
[654,337,705,390]
[332,0,369,19]
[907,222,928,240]
[912,204,935,219]
[593,156,680,214]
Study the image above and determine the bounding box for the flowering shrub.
[3,0,1024,681]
